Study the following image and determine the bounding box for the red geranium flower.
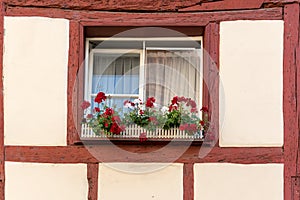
[140,110,144,115]
[179,124,187,131]
[146,97,155,108]
[94,107,100,112]
[81,101,91,110]
[200,106,209,112]
[187,99,197,108]
[179,124,197,132]
[94,92,107,103]
[123,100,129,105]
[188,124,197,132]
[112,116,121,122]
[169,104,178,112]
[104,108,114,116]
[109,122,125,135]
[200,120,205,126]
[178,96,186,102]
[171,96,178,105]
[86,114,93,119]
[149,116,158,125]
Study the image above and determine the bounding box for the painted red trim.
[67,20,81,145]
[4,6,283,23]
[203,22,220,145]
[0,181,3,200]
[296,16,300,179]
[87,163,99,200]
[264,0,299,3]
[5,146,283,164]
[2,0,294,12]
[179,0,264,12]
[292,177,300,200]
[283,3,299,200]
[2,0,212,12]
[183,163,194,200]
[203,24,211,120]
[0,2,4,200]
[78,23,85,141]
[179,0,300,12]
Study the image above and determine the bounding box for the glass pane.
[92,53,140,95]
[145,49,201,107]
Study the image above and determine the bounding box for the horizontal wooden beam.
[179,0,264,12]
[5,145,283,164]
[179,0,300,12]
[2,0,294,12]
[4,6,283,26]
[2,0,211,12]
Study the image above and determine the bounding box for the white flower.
[161,106,169,114]
[124,102,132,108]
[133,99,141,104]
[138,104,145,110]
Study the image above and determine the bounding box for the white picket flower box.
[81,123,204,140]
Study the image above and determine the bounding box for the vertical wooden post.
[87,163,99,200]
[183,163,194,200]
[67,20,81,144]
[0,1,4,199]
[203,22,220,144]
[283,3,300,200]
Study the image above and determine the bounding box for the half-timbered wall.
[0,1,298,200]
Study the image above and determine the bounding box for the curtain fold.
[146,50,201,107]
[92,53,140,95]
[92,53,140,109]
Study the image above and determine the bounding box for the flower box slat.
[80,123,204,141]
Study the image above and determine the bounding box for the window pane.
[145,50,201,107]
[92,53,140,95]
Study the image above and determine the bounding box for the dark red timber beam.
[1,0,295,12]
[203,22,220,146]
[283,3,300,200]
[5,146,283,164]
[295,0,300,198]
[183,163,194,200]
[4,6,283,24]
[1,0,213,11]
[0,1,4,200]
[179,0,265,12]
[67,20,81,145]
[179,0,299,12]
[87,163,99,200]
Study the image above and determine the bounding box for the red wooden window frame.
[68,23,215,145]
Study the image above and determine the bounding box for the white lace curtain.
[91,50,201,108]
[145,50,201,107]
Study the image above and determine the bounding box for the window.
[84,37,203,113]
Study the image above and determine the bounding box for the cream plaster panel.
[3,17,69,145]
[5,162,88,200]
[219,20,284,147]
[194,163,283,200]
[99,163,183,200]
